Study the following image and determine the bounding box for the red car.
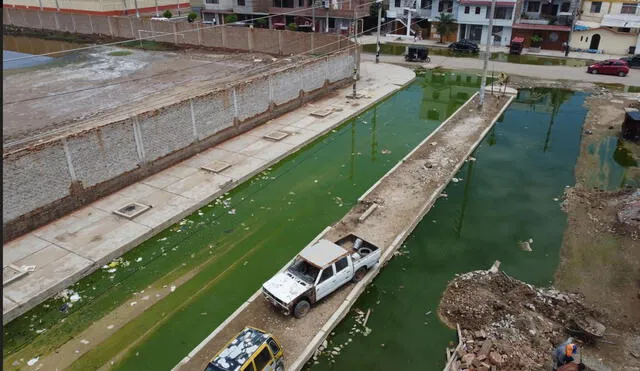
[587,59,630,76]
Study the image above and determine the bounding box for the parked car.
[448,40,480,53]
[262,234,380,318]
[204,327,284,371]
[587,60,630,76]
[620,54,640,69]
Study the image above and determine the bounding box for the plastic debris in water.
[157,237,167,242]
[451,178,460,183]
[27,357,39,366]
[228,209,236,215]
[80,339,90,345]
[380,149,391,155]
[130,301,137,306]
[107,268,117,273]
[170,285,176,292]
[135,257,143,263]
[69,293,81,302]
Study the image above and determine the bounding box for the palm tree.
[435,12,457,44]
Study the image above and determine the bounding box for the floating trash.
[80,339,90,345]
[69,293,81,302]
[135,257,143,263]
[27,357,39,366]
[170,285,176,292]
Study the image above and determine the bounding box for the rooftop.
[298,239,348,268]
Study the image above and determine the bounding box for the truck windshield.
[288,258,320,284]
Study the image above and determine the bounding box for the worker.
[552,338,579,370]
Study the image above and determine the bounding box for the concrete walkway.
[361,52,640,86]
[359,34,625,61]
[2,61,416,324]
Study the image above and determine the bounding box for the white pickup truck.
[262,234,380,318]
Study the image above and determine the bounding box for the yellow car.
[205,326,284,371]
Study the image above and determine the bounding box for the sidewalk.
[358,34,623,61]
[2,61,416,324]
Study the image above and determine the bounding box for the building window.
[580,35,583,41]
[438,1,453,12]
[206,0,219,4]
[487,6,512,19]
[299,0,304,6]
[590,1,601,13]
[395,0,401,7]
[475,6,480,14]
[421,0,431,9]
[274,0,294,7]
[560,2,570,12]
[621,3,637,14]
[238,0,245,5]
[464,5,470,13]
[619,27,631,32]
[527,1,540,12]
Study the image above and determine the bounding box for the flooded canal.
[304,88,589,370]
[4,72,606,371]
[2,35,84,70]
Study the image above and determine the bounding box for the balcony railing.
[268,6,368,17]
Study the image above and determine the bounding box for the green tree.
[163,9,172,18]
[288,22,297,31]
[224,14,238,24]
[188,12,197,22]
[435,12,456,44]
[531,34,543,47]
[255,18,267,28]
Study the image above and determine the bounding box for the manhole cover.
[113,202,151,219]
[310,108,333,118]
[3,265,28,286]
[201,160,232,174]
[263,131,289,141]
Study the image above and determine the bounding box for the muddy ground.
[438,91,640,371]
[2,31,302,149]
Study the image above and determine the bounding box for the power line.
[3,0,378,62]
[3,18,395,107]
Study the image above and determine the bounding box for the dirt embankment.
[439,269,603,370]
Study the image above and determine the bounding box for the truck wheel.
[275,361,285,371]
[352,267,367,283]
[619,71,626,77]
[293,300,310,318]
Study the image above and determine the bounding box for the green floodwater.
[305,88,589,370]
[587,136,639,190]
[3,71,483,370]
[362,43,594,67]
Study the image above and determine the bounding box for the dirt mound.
[439,270,601,370]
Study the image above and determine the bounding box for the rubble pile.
[440,270,600,370]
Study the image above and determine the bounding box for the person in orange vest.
[552,338,579,370]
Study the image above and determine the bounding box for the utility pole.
[479,0,496,106]
[566,0,580,56]
[134,0,140,18]
[155,0,159,17]
[326,6,330,32]
[376,0,382,63]
[351,7,359,98]
[312,0,316,32]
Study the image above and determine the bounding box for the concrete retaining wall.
[2,51,358,241]
[3,8,348,56]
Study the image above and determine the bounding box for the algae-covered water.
[3,71,482,370]
[4,73,595,371]
[304,88,589,370]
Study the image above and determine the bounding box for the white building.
[574,0,640,54]
[455,0,516,46]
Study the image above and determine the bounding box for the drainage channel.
[3,71,485,371]
[304,88,590,370]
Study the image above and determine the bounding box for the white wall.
[570,27,637,54]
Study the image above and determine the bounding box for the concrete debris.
[440,269,599,370]
[27,357,39,366]
[519,241,533,252]
[20,265,36,272]
[170,285,176,292]
[80,339,90,345]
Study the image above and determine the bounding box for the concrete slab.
[280,127,324,146]
[141,171,183,189]
[3,234,51,267]
[4,249,93,306]
[32,207,113,243]
[164,171,233,201]
[125,189,199,231]
[3,296,18,314]
[218,156,268,183]
[180,148,239,169]
[287,116,320,131]
[238,139,296,162]
[217,132,264,153]
[162,164,200,179]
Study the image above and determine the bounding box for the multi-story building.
[572,0,640,54]
[385,0,448,41]
[455,0,516,46]
[268,0,368,34]
[197,0,270,24]
[511,0,578,50]
[3,0,190,16]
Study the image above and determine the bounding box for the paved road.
[361,53,640,86]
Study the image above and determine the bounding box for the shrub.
[163,9,172,18]
[188,12,197,23]
[288,22,297,31]
[224,14,238,24]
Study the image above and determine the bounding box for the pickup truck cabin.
[262,234,380,318]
